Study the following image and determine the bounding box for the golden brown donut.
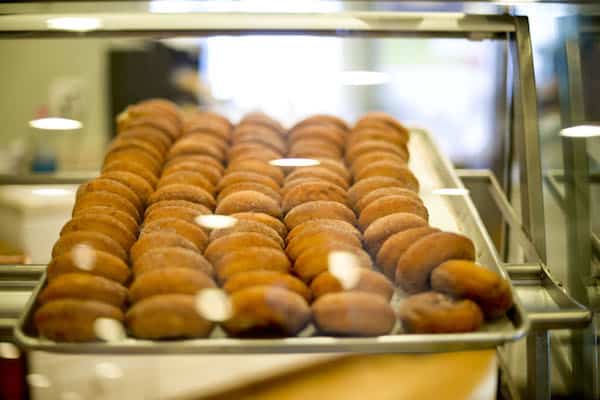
[215,190,282,218]
[312,292,395,336]
[183,132,228,153]
[285,167,349,190]
[164,154,224,174]
[130,231,198,263]
[131,99,181,122]
[226,159,284,185]
[233,120,284,138]
[223,270,311,302]
[377,227,440,279]
[355,162,419,190]
[229,150,282,164]
[214,247,291,283]
[35,299,124,342]
[345,140,409,164]
[240,112,285,133]
[222,286,311,337]
[217,171,280,192]
[77,178,143,212]
[132,247,214,278]
[60,214,136,251]
[310,158,351,183]
[147,184,216,210]
[108,137,165,164]
[363,212,428,255]
[281,178,328,198]
[288,138,342,159]
[283,201,357,230]
[288,125,345,149]
[73,191,141,223]
[396,232,475,293]
[217,182,281,204]
[204,232,281,264]
[39,273,127,308]
[144,200,212,216]
[129,267,215,303]
[287,219,362,244]
[311,269,393,301]
[282,182,348,214]
[184,114,231,141]
[118,114,180,141]
[104,148,162,176]
[162,161,222,186]
[118,127,172,155]
[398,292,483,333]
[293,244,373,283]
[167,137,224,161]
[102,160,159,188]
[348,127,407,148]
[354,111,409,142]
[348,176,408,207]
[101,170,154,204]
[286,230,362,261]
[52,231,127,261]
[47,250,130,285]
[228,142,283,162]
[127,294,214,339]
[144,205,210,225]
[73,206,138,236]
[431,260,513,319]
[209,219,284,248]
[231,212,287,240]
[157,171,216,195]
[231,125,286,154]
[350,151,407,177]
[359,195,428,231]
[141,218,208,251]
[355,187,422,214]
[292,114,350,132]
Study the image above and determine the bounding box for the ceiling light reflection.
[195,215,237,230]
[328,251,361,290]
[29,117,82,131]
[71,243,95,271]
[560,125,600,138]
[195,288,232,322]
[269,158,320,167]
[47,17,102,32]
[32,188,73,197]
[94,318,126,342]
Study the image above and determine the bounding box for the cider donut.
[228,143,282,162]
[130,231,198,263]
[217,171,280,192]
[183,132,228,153]
[348,127,407,148]
[162,162,222,186]
[312,292,395,336]
[358,195,429,230]
[288,139,342,159]
[147,184,216,210]
[363,212,428,255]
[231,126,286,154]
[38,273,127,308]
[223,271,311,303]
[395,232,476,293]
[285,167,349,190]
[222,286,311,337]
[292,114,350,132]
[102,160,159,188]
[231,212,287,240]
[52,231,127,262]
[355,162,419,190]
[283,201,357,230]
[217,182,281,204]
[167,137,224,161]
[348,176,410,206]
[164,154,224,173]
[355,187,422,214]
[73,191,140,223]
[377,226,440,279]
[214,247,291,283]
[118,112,180,140]
[286,230,362,261]
[229,150,282,163]
[101,170,154,204]
[288,125,345,149]
[73,206,138,236]
[127,294,214,339]
[209,220,284,248]
[104,148,162,176]
[345,140,408,164]
[47,250,130,285]
[129,267,215,303]
[287,219,362,244]
[132,247,214,278]
[281,178,330,198]
[141,218,208,251]
[204,232,281,264]
[239,112,285,135]
[233,120,284,139]
[310,269,394,301]
[398,292,483,333]
[130,99,181,123]
[226,160,284,186]
[144,206,209,225]
[215,191,282,218]
[293,244,373,283]
[431,260,513,319]
[77,178,143,212]
[144,200,212,216]
[354,111,409,141]
[310,158,351,183]
[108,137,165,164]
[350,152,407,177]
[157,171,216,195]
[60,214,136,251]
[118,127,172,155]
[35,299,124,342]
[282,182,348,214]
[184,116,231,141]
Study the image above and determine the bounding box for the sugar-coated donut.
[231,212,288,240]
[359,195,429,230]
[431,260,513,319]
[363,212,428,255]
[395,232,475,293]
[52,231,127,262]
[288,125,345,149]
[348,127,407,148]
[60,214,136,251]
[127,294,214,339]
[355,162,419,191]
[144,206,208,225]
[118,127,172,155]
[141,218,208,251]
[282,182,348,214]
[162,161,222,186]
[104,148,162,176]
[285,167,349,190]
[118,112,180,140]
[101,170,154,204]
[209,219,284,248]
[77,178,143,212]
[102,160,159,188]
[129,267,215,303]
[167,136,225,161]
[183,132,228,153]
[310,269,393,301]
[144,199,212,216]
[354,187,422,214]
[35,299,124,342]
[345,140,408,164]
[228,143,283,162]
[184,114,231,141]
[348,176,410,207]
[215,190,282,218]
[157,171,216,195]
[217,171,280,192]
[164,154,224,173]
[293,244,373,283]
[222,286,311,337]
[148,184,216,210]
[132,247,214,278]
[292,114,349,132]
[73,191,141,223]
[217,182,281,204]
[39,273,127,308]
[281,177,329,198]
[130,231,198,263]
[398,292,483,333]
[73,206,138,236]
[312,292,395,336]
[231,125,286,154]
[225,159,284,185]
[288,138,342,159]
[223,270,311,302]
[47,250,130,285]
[239,112,285,135]
[283,201,357,230]
[286,230,362,261]
[287,219,362,244]
[204,232,281,264]
[354,112,409,142]
[108,137,165,164]
[214,247,291,283]
[350,151,407,177]
[309,158,351,183]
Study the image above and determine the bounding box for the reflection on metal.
[0,172,97,185]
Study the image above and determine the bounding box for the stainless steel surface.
[0,173,97,185]
[527,331,550,400]
[15,128,529,354]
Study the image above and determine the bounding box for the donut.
[288,125,345,149]
[118,127,172,155]
[120,104,181,132]
[129,267,215,303]
[47,250,130,285]
[223,271,311,302]
[228,143,282,162]
[35,299,124,342]
[130,231,198,263]
[184,115,231,141]
[38,273,127,308]
[77,178,143,212]
[350,152,407,177]
[239,112,285,135]
[144,205,210,225]
[286,230,362,261]
[231,125,286,154]
[222,286,311,337]
[130,99,181,122]
[157,171,216,195]
[281,177,331,198]
[281,182,348,214]
[348,176,410,206]
[310,158,351,182]
[164,154,224,173]
[398,292,483,333]
[141,218,208,251]
[431,260,513,319]
[345,140,408,164]
[348,128,407,148]
[231,212,287,240]
[132,247,214,278]
[209,219,284,248]
[288,139,342,159]
[358,196,429,230]
[285,167,349,190]
[104,148,162,176]
[60,214,136,251]
[232,120,284,139]
[226,159,284,185]
[162,162,222,186]
[108,137,165,164]
[117,114,180,141]
[73,191,140,223]
[167,137,224,161]
[363,212,428,255]
[287,219,362,244]
[217,172,280,192]
[214,247,291,283]
[215,191,282,218]
[73,206,138,236]
[127,294,214,339]
[144,199,212,216]
[293,244,373,283]
[292,114,350,132]
[217,182,281,204]
[101,170,154,204]
[183,132,228,153]
[52,231,127,261]
[355,187,422,214]
[310,269,394,301]
[147,184,216,210]
[395,232,475,293]
[377,227,441,279]
[204,232,281,264]
[283,201,357,231]
[354,112,409,141]
[355,161,418,188]
[312,292,395,336]
[102,160,159,188]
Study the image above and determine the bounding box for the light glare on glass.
[31,188,73,197]
[560,125,600,138]
[71,244,95,271]
[47,17,102,32]
[269,158,320,167]
[29,117,83,131]
[431,188,469,196]
[338,71,390,86]
[328,251,361,290]
[195,288,232,322]
[94,318,126,342]
[195,215,237,229]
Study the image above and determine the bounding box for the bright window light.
[338,71,390,86]
[29,118,82,131]
[46,17,102,32]
[560,125,600,138]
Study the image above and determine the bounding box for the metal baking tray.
[14,128,529,354]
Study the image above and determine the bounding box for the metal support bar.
[527,331,551,400]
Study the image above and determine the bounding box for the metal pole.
[527,331,551,400]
